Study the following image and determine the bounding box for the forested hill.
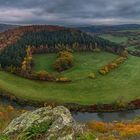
[0,24,18,32]
[0,25,65,50]
[0,25,124,68]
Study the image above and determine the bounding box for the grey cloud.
[0,0,140,25]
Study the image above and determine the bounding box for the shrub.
[99,69,107,75]
[4,66,17,74]
[21,46,33,73]
[121,50,129,58]
[88,121,108,133]
[54,51,73,72]
[0,134,9,140]
[114,97,128,109]
[93,47,101,52]
[54,57,73,72]
[88,73,96,79]
[115,122,140,139]
[17,121,52,140]
[56,77,71,82]
[36,70,49,80]
[107,63,118,70]
[58,51,73,60]
[99,56,127,75]
[99,134,116,140]
[76,132,96,140]
[17,70,56,82]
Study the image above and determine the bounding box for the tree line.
[0,29,124,68]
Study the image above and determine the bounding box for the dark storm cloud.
[0,0,140,25]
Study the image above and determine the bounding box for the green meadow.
[0,52,140,105]
[100,34,128,44]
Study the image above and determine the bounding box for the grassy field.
[0,52,140,105]
[127,45,138,51]
[33,54,57,72]
[100,34,128,44]
[33,52,118,80]
[100,33,140,52]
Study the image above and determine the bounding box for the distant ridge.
[0,24,18,32]
[78,24,140,33]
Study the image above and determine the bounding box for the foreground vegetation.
[0,52,140,105]
[86,119,140,140]
[1,104,140,140]
[1,116,140,140]
[0,104,23,131]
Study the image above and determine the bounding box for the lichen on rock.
[3,106,84,140]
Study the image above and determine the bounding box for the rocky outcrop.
[3,106,84,140]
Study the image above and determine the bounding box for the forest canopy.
[0,26,124,68]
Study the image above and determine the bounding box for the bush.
[17,70,56,82]
[88,121,108,133]
[56,77,71,82]
[115,122,140,139]
[18,121,52,140]
[107,63,118,70]
[93,47,101,52]
[36,70,49,80]
[0,134,9,140]
[121,50,129,58]
[58,51,73,60]
[99,66,109,75]
[99,69,107,75]
[115,57,126,64]
[76,132,96,140]
[54,57,72,72]
[114,97,128,109]
[88,73,96,79]
[32,71,56,81]
[4,66,17,74]
[99,56,127,75]
[54,51,73,72]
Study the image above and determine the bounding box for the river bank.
[1,94,140,123]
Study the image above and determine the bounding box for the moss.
[0,134,9,140]
[17,121,52,140]
[76,132,96,140]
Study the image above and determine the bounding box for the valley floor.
[0,52,140,105]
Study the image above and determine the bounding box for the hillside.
[0,24,136,110]
[0,25,124,68]
[99,29,140,57]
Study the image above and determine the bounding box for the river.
[1,97,140,122]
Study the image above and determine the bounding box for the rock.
[3,106,84,140]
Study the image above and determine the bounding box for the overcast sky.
[0,0,140,25]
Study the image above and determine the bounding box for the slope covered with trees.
[0,25,124,68]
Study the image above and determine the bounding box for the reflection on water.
[72,110,140,122]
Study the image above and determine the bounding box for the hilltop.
[0,25,124,68]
